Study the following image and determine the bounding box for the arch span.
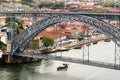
[11,14,120,55]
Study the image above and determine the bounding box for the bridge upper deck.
[0,12,119,20]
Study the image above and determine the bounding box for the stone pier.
[0,53,41,64]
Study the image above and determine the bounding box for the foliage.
[39,2,64,9]
[4,17,24,35]
[98,2,120,8]
[0,41,6,49]
[21,0,34,2]
[27,41,39,49]
[79,9,111,13]
[0,0,6,3]
[78,36,84,41]
[42,36,54,48]
[21,1,33,7]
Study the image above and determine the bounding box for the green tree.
[4,17,24,35]
[39,2,64,9]
[0,0,6,3]
[99,2,120,8]
[22,0,33,2]
[42,36,54,48]
[27,41,39,49]
[21,1,33,7]
[78,35,84,41]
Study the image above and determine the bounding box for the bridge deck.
[16,53,120,70]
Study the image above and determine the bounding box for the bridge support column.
[6,41,12,53]
[82,44,90,63]
[114,43,120,68]
[32,14,37,24]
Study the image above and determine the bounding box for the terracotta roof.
[21,17,29,21]
[34,22,87,41]
[0,17,5,21]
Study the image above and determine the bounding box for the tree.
[22,0,33,2]
[39,2,64,9]
[78,36,84,41]
[4,17,24,35]
[27,41,39,49]
[42,36,54,48]
[21,1,33,7]
[98,2,120,8]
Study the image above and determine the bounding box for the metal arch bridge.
[11,13,120,55]
[2,12,120,70]
[0,12,120,20]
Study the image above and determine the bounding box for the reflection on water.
[0,41,120,80]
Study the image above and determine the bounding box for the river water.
[1,41,120,80]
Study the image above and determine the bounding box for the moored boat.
[74,46,82,49]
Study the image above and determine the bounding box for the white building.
[0,32,7,44]
[0,50,3,58]
[5,0,21,2]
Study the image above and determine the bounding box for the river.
[0,41,120,80]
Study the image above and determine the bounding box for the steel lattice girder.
[0,12,120,20]
[11,14,120,55]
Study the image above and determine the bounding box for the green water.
[0,41,120,80]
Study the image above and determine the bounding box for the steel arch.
[11,14,120,55]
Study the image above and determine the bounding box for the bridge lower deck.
[15,53,120,70]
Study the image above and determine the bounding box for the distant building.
[0,32,7,44]
[5,0,21,2]
[0,17,6,28]
[0,50,3,58]
[0,2,33,12]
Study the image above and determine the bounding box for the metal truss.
[11,14,120,55]
[82,44,90,63]
[0,12,119,20]
[115,42,120,66]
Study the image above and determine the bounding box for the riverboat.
[57,64,69,71]
[93,41,98,44]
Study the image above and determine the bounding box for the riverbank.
[27,35,110,54]
[64,35,109,49]
[49,35,109,53]
[0,35,110,64]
